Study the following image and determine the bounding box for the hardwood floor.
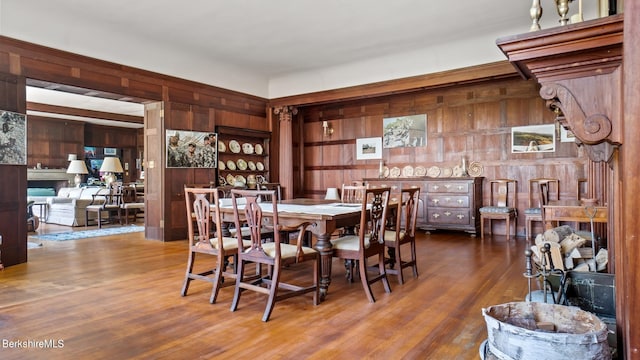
[2,224,529,359]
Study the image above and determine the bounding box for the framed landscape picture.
[383,114,427,148]
[0,110,27,165]
[356,137,383,160]
[511,124,556,153]
[166,129,218,168]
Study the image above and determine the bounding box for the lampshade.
[67,154,77,161]
[67,160,89,175]
[100,157,124,173]
[325,187,340,200]
[67,160,88,187]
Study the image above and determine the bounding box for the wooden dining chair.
[341,184,367,203]
[384,187,420,284]
[230,188,319,322]
[524,178,559,239]
[85,187,122,228]
[181,186,250,304]
[479,179,518,240]
[331,187,392,302]
[120,186,144,224]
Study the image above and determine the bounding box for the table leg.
[314,232,333,301]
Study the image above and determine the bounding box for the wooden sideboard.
[364,177,483,236]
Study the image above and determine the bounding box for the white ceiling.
[0,0,601,126]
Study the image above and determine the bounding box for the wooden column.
[274,106,297,199]
[621,2,640,358]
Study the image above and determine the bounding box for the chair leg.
[395,245,404,285]
[262,265,281,322]
[230,260,245,313]
[480,216,486,239]
[379,252,391,294]
[209,264,224,304]
[410,240,419,278]
[181,251,196,296]
[359,257,375,303]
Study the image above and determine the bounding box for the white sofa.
[43,187,105,226]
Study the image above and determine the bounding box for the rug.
[30,225,144,241]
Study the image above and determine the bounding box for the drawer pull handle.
[432,185,439,191]
[432,199,439,204]
[444,211,451,216]
[457,214,465,219]
[444,184,451,189]
[432,213,440,219]
[458,185,464,190]
[444,197,451,203]
[392,185,398,190]
[457,199,463,204]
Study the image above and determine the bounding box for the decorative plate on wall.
[237,159,247,170]
[440,167,453,177]
[402,165,414,177]
[255,144,263,155]
[467,161,483,177]
[226,160,236,170]
[256,161,264,171]
[226,174,236,185]
[414,166,427,177]
[389,167,401,178]
[427,166,440,178]
[229,140,241,153]
[383,166,390,178]
[218,141,226,152]
[242,143,254,154]
[218,161,226,170]
[247,160,256,171]
[235,175,246,185]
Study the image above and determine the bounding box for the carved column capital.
[273,106,298,122]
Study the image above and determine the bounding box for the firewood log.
[542,224,574,243]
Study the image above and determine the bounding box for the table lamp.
[100,157,124,186]
[325,187,340,200]
[67,160,89,187]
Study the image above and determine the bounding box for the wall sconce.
[322,121,334,137]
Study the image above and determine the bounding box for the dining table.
[217,198,365,300]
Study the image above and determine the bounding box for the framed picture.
[166,129,218,168]
[511,124,556,153]
[0,110,27,165]
[84,146,96,158]
[356,137,383,160]
[383,114,427,148]
[104,147,117,155]
[560,126,576,142]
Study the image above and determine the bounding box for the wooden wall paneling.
[0,73,27,267]
[143,102,164,241]
[298,76,588,235]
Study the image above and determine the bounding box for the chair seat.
[330,235,372,251]
[524,207,542,215]
[479,206,516,214]
[384,230,406,243]
[207,236,250,250]
[121,203,145,210]
[230,226,273,237]
[259,242,318,259]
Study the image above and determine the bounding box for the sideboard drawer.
[427,195,470,208]
[425,181,469,193]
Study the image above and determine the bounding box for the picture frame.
[356,137,383,160]
[560,126,576,142]
[166,129,218,168]
[0,110,27,165]
[104,147,117,156]
[383,114,427,148]
[511,124,556,153]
